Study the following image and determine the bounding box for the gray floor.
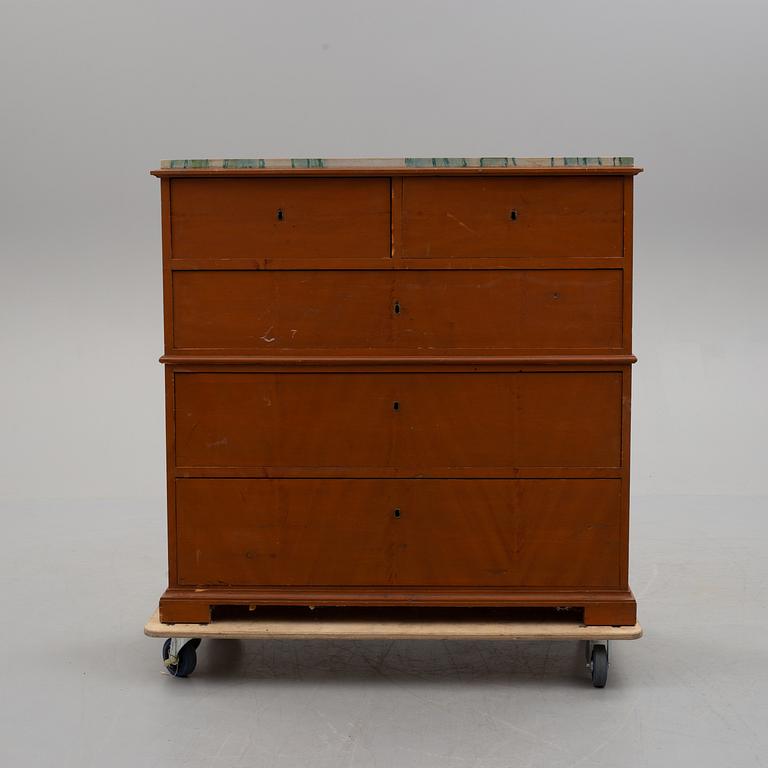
[1,495,766,768]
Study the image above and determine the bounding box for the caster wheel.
[590,645,608,688]
[162,638,198,678]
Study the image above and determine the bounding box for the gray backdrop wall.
[2,0,766,502]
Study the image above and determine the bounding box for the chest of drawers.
[151,157,640,626]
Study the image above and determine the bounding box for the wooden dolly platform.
[145,607,642,688]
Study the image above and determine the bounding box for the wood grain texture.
[174,370,623,470]
[174,478,622,589]
[169,177,391,260]
[401,176,623,259]
[171,269,624,353]
[153,165,640,627]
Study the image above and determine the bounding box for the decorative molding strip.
[160,354,638,366]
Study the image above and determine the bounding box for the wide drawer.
[174,371,622,470]
[171,269,623,352]
[175,478,622,587]
[401,176,624,259]
[169,178,391,260]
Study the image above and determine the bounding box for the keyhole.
[393,301,401,315]
[276,208,284,221]
[393,401,400,412]
[509,209,518,221]
[393,508,401,519]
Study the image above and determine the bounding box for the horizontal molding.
[160,586,636,606]
[152,167,642,178]
[168,257,626,271]
[174,467,624,480]
[161,354,637,366]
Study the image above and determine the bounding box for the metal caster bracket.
[585,639,610,667]
[164,637,197,668]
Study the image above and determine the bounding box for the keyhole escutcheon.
[392,401,400,412]
[393,508,401,519]
[509,209,518,221]
[276,208,285,221]
[393,300,401,315]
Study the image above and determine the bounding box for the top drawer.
[401,176,624,259]
[169,178,391,260]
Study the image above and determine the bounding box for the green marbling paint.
[160,156,636,169]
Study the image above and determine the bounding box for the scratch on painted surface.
[446,212,478,235]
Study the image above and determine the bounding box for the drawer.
[175,478,622,587]
[174,371,622,469]
[172,269,623,352]
[169,178,391,260]
[401,176,624,259]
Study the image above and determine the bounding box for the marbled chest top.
[160,156,634,170]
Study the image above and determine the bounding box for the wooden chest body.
[152,158,640,626]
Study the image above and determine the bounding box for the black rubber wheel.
[162,638,198,678]
[591,645,608,688]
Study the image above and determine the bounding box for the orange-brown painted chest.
[152,161,639,626]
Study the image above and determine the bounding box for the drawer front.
[175,371,622,469]
[402,176,624,259]
[176,478,622,587]
[172,269,623,352]
[169,178,391,260]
